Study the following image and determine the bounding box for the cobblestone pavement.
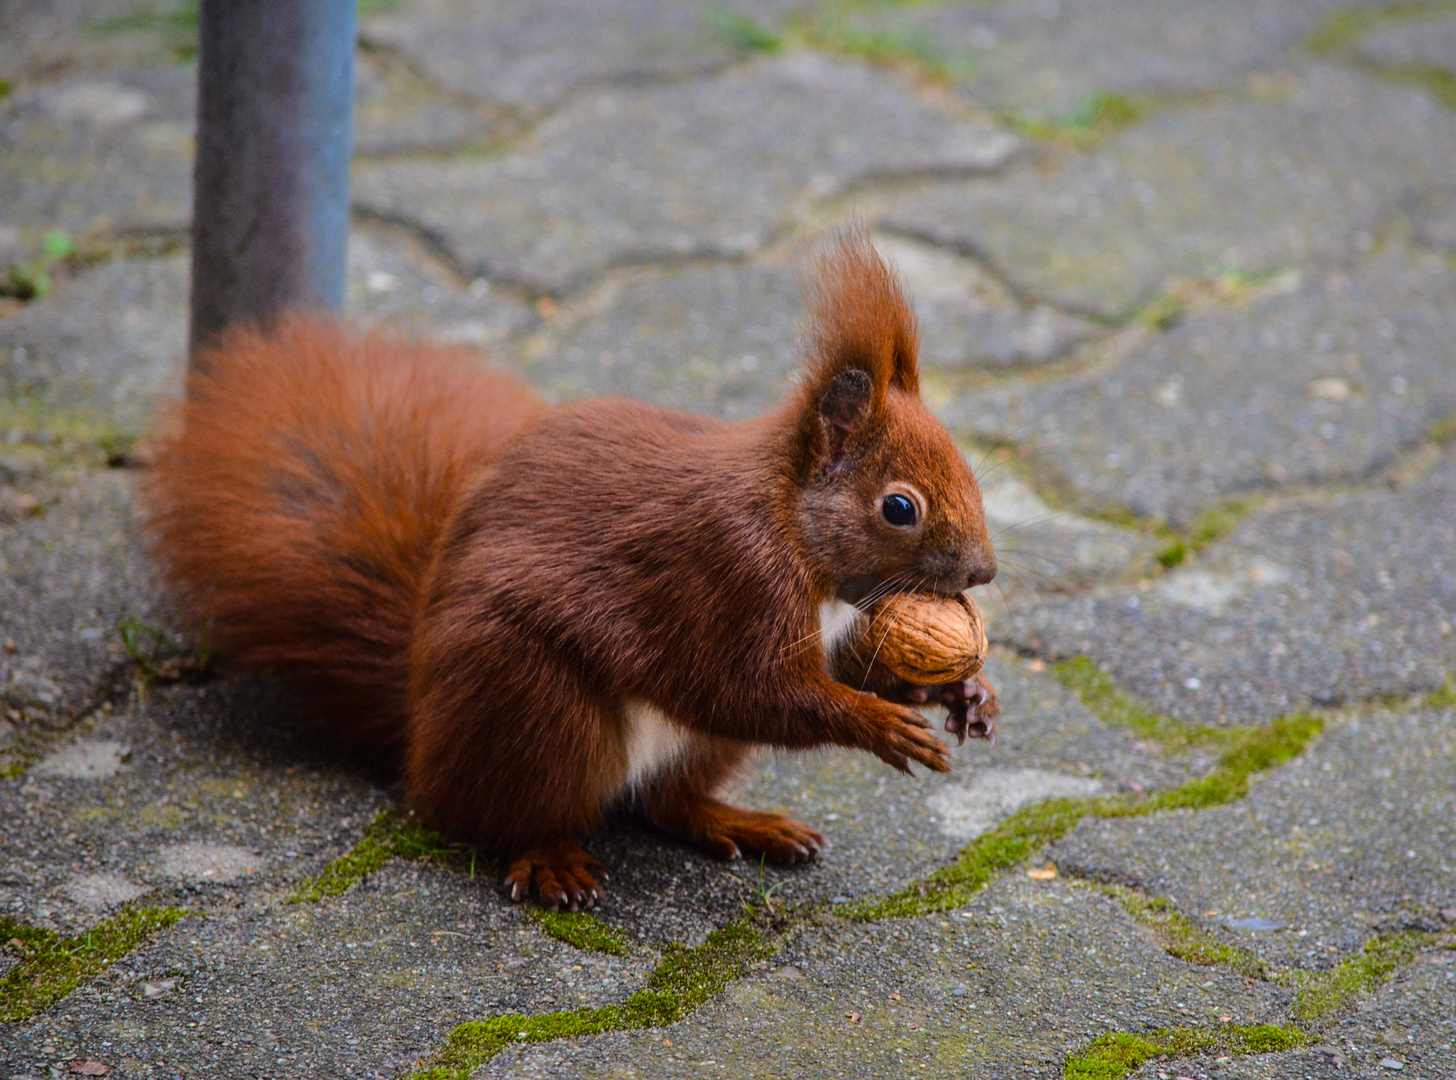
[2,2,1455,1078]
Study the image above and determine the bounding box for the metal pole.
[189,0,357,361]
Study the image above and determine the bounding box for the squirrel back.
[140,317,544,758]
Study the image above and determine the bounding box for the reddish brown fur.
[139,228,996,910]
[141,318,545,760]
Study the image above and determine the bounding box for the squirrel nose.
[966,553,997,588]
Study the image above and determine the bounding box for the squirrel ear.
[818,368,872,473]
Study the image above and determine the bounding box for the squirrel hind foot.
[655,797,825,865]
[506,839,608,911]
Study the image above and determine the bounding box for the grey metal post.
[189,0,357,361]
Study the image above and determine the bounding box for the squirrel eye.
[881,493,918,527]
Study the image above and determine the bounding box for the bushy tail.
[139,315,543,759]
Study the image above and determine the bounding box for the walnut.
[834,592,987,688]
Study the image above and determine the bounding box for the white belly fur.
[618,603,857,795]
[621,699,696,793]
[818,598,861,662]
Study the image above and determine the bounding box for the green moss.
[1152,497,1256,567]
[1012,92,1149,149]
[1307,8,1381,53]
[409,917,771,1079]
[1306,2,1456,113]
[851,711,1322,919]
[529,909,629,956]
[704,7,783,52]
[285,807,485,904]
[1423,677,1456,710]
[1430,413,1456,444]
[1100,884,1265,978]
[1289,931,1441,1022]
[1307,1,1456,55]
[1049,657,1236,752]
[1156,539,1189,567]
[788,2,963,80]
[0,906,185,1023]
[1064,1024,1306,1080]
[850,795,1095,919]
[0,396,140,473]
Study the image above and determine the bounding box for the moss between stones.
[848,710,1322,919]
[1049,657,1238,752]
[1430,412,1456,444]
[1064,1024,1307,1080]
[408,917,772,1080]
[1153,497,1257,568]
[1012,92,1149,149]
[285,807,485,904]
[0,906,185,1023]
[528,909,629,956]
[1307,1,1456,55]
[1424,677,1456,710]
[0,395,139,471]
[788,3,965,82]
[704,9,783,53]
[1098,884,1266,979]
[1306,2,1456,114]
[1287,930,1446,1023]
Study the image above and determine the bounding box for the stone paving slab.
[0,861,653,1079]
[361,0,807,118]
[513,257,804,419]
[879,234,1097,371]
[976,474,1160,601]
[0,253,188,434]
[0,471,158,731]
[486,873,1293,1079]
[353,50,512,159]
[0,53,516,266]
[1354,12,1456,71]
[1051,705,1456,975]
[516,233,1090,422]
[997,447,1456,726]
[1220,957,1456,1080]
[0,65,195,265]
[877,63,1456,318]
[817,0,1380,120]
[945,244,1456,526]
[0,229,533,437]
[0,0,193,94]
[0,680,384,936]
[353,54,1018,295]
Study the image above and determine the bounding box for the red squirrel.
[140,229,999,911]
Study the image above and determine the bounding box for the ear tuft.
[802,223,920,400]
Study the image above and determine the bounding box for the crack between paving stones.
[0,905,187,1024]
[350,203,797,304]
[955,417,1454,591]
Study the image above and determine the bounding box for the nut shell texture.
[856,592,987,685]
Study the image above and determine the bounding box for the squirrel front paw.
[898,673,1000,746]
[860,700,951,774]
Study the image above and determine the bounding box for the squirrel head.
[787,226,996,602]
